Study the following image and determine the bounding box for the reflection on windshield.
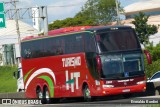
[101,53,144,79]
[96,30,140,52]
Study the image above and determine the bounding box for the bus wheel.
[36,88,43,99]
[43,87,51,104]
[83,85,91,102]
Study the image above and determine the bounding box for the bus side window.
[56,48,63,55]
[84,34,96,53]
[53,37,64,55]
[65,34,84,54]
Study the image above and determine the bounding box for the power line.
[48,2,85,8]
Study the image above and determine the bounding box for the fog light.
[103,91,106,94]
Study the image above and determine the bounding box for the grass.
[0,66,18,93]
[146,105,160,107]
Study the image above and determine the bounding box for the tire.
[36,88,43,99]
[83,85,92,102]
[43,87,51,104]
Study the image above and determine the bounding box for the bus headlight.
[137,81,146,85]
[102,84,114,88]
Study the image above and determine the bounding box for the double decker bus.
[21,26,151,103]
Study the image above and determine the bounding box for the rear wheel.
[43,87,51,104]
[36,88,43,99]
[83,85,92,102]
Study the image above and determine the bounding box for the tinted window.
[84,33,96,53]
[65,34,84,54]
[96,29,140,52]
[21,37,65,58]
[21,32,95,59]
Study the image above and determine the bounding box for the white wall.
[149,33,160,46]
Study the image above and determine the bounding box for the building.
[0,20,39,65]
[123,0,160,46]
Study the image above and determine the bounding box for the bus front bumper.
[101,84,146,96]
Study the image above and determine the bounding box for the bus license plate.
[122,89,130,92]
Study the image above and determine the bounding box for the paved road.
[0,95,160,107]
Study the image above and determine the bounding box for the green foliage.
[49,0,123,30]
[145,43,160,78]
[146,43,160,62]
[49,17,95,30]
[0,66,17,93]
[145,59,160,78]
[76,0,123,25]
[132,12,158,45]
[146,105,160,107]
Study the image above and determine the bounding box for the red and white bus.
[21,26,151,103]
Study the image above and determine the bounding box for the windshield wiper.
[99,49,141,54]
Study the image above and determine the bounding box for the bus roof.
[86,25,132,33]
[22,25,132,41]
[22,26,93,41]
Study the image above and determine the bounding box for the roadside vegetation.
[0,66,17,93]
[145,43,160,78]
[132,12,158,46]
[49,0,123,30]
[131,12,160,78]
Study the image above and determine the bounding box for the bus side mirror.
[144,50,152,64]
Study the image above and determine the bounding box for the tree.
[132,12,158,45]
[48,17,95,30]
[49,0,123,30]
[75,0,123,25]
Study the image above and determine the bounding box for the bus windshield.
[95,29,144,79]
[100,53,144,79]
[96,29,141,53]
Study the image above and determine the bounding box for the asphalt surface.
[0,95,160,107]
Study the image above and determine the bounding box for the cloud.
[1,0,87,23]
[46,0,87,22]
[18,0,33,8]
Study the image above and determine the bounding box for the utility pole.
[4,3,48,35]
[43,6,48,36]
[115,0,120,25]
[2,1,49,64]
[39,6,48,36]
[12,0,21,64]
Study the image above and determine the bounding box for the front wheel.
[83,85,92,102]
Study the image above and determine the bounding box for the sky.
[0,0,138,23]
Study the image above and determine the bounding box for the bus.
[13,63,25,92]
[21,26,151,103]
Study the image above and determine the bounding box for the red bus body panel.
[22,52,146,98]
[21,26,146,99]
